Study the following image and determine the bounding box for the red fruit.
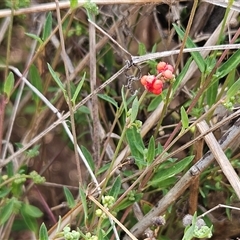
[162,69,174,79]
[152,88,162,95]
[166,64,174,72]
[140,75,148,86]
[140,75,163,95]
[157,62,167,72]
[152,79,163,90]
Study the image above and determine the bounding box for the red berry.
[152,79,163,90]
[157,62,167,73]
[162,69,174,79]
[140,75,148,86]
[152,88,162,95]
[166,64,174,72]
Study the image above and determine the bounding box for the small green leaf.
[151,43,157,53]
[173,57,192,93]
[226,77,240,101]
[149,156,194,187]
[97,93,119,109]
[42,12,52,41]
[97,163,110,175]
[63,186,75,208]
[108,175,121,199]
[21,203,43,218]
[29,64,43,105]
[121,86,128,113]
[25,32,43,44]
[217,49,240,79]
[4,72,14,99]
[0,199,14,224]
[81,145,94,171]
[206,79,218,107]
[21,211,38,233]
[39,223,48,240]
[70,0,78,9]
[78,105,90,114]
[146,136,155,164]
[131,97,139,123]
[173,24,205,73]
[0,187,11,198]
[72,72,86,105]
[180,106,189,129]
[79,187,88,224]
[147,94,163,112]
[126,126,145,169]
[138,42,147,56]
[47,63,67,99]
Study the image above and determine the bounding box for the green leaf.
[116,192,143,211]
[81,145,94,171]
[0,199,14,224]
[151,43,157,53]
[21,203,43,218]
[25,32,43,44]
[217,49,240,79]
[173,57,192,93]
[4,72,14,99]
[42,12,52,41]
[108,175,121,199]
[206,79,218,107]
[63,186,75,208]
[147,94,163,112]
[29,64,43,105]
[226,77,240,101]
[78,105,91,114]
[126,126,145,169]
[72,72,86,105]
[121,86,128,114]
[47,63,67,99]
[97,163,111,175]
[20,211,38,233]
[70,0,78,9]
[146,136,155,164]
[180,106,189,129]
[173,24,205,73]
[39,223,48,240]
[131,96,139,123]
[149,155,194,187]
[79,187,88,224]
[138,42,147,56]
[97,93,119,109]
[0,187,11,198]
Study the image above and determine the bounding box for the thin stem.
[55,0,82,183]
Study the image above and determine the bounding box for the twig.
[0,1,182,18]
[197,120,240,199]
[88,195,138,240]
[89,16,100,163]
[131,43,240,65]
[55,0,82,183]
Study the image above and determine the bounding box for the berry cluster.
[140,61,174,95]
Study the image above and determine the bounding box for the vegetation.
[0,0,240,239]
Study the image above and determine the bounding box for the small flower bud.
[196,218,206,229]
[182,214,193,227]
[152,216,166,226]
